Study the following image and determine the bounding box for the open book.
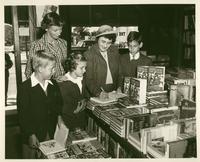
[90,91,127,104]
[39,123,69,156]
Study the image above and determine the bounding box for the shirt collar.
[65,72,83,84]
[129,52,140,61]
[31,72,53,87]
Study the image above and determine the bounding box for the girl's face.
[40,61,55,80]
[128,40,142,55]
[46,25,62,40]
[74,61,87,77]
[97,36,112,52]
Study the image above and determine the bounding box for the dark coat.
[120,53,152,78]
[17,78,62,144]
[84,44,121,96]
[58,79,87,130]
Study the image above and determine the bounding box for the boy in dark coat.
[17,50,63,158]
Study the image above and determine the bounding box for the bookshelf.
[182,7,195,68]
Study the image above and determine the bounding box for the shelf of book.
[182,7,195,68]
[85,108,146,158]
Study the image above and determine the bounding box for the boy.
[120,31,152,78]
[17,50,63,158]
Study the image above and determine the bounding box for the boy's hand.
[29,134,40,148]
[73,100,86,114]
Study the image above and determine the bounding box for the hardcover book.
[129,78,147,104]
[137,66,149,79]
[147,66,165,92]
[39,123,69,156]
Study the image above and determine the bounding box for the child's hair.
[127,31,142,44]
[41,12,64,30]
[65,52,87,72]
[32,50,56,71]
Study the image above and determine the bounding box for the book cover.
[123,77,131,95]
[147,66,165,92]
[129,78,147,104]
[39,123,69,156]
[137,66,149,79]
[39,140,66,156]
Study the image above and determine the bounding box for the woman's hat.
[96,25,117,38]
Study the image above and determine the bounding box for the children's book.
[39,123,69,156]
[129,78,147,104]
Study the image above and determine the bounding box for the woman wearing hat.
[84,25,121,97]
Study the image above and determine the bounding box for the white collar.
[65,72,83,83]
[65,72,83,93]
[129,52,140,61]
[31,72,53,88]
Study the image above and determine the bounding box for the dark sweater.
[84,44,121,96]
[120,53,152,78]
[17,79,62,144]
[58,79,87,130]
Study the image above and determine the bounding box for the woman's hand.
[29,134,40,149]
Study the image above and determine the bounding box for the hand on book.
[99,91,109,99]
[74,99,86,114]
[29,134,40,148]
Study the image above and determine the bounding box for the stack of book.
[110,108,141,137]
[118,96,147,108]
[68,130,97,144]
[93,103,123,118]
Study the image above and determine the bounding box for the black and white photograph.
[1,0,199,160]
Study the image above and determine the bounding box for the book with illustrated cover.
[137,66,149,79]
[65,140,111,159]
[129,78,147,104]
[123,77,131,95]
[147,66,165,92]
[46,150,69,159]
[39,123,69,157]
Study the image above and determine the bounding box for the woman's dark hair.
[97,34,116,43]
[127,31,142,44]
[41,12,64,30]
[65,52,87,72]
